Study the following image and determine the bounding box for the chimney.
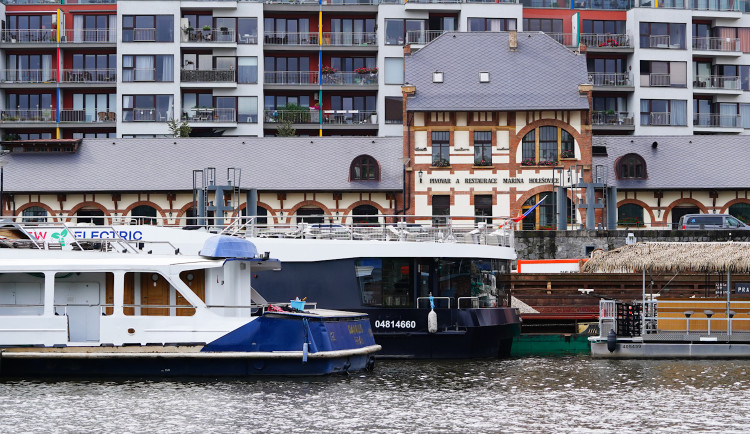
[509,30,517,51]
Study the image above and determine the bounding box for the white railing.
[180,69,236,83]
[648,34,672,48]
[264,32,377,46]
[405,30,446,45]
[184,28,236,43]
[1,29,55,43]
[264,71,320,85]
[59,109,116,123]
[592,111,633,126]
[320,71,378,85]
[694,75,741,90]
[0,109,54,122]
[648,112,672,126]
[694,113,742,128]
[589,72,630,86]
[60,68,116,83]
[693,36,740,52]
[61,29,116,43]
[649,73,671,87]
[0,69,54,83]
[580,33,630,48]
[264,109,378,124]
[187,107,237,123]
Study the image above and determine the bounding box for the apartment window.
[523,18,563,33]
[475,195,492,223]
[264,95,311,110]
[385,97,403,125]
[330,18,376,45]
[522,193,556,230]
[5,132,53,140]
[122,94,174,122]
[431,131,450,167]
[238,18,258,44]
[238,97,258,123]
[432,195,450,225]
[122,15,174,42]
[521,126,574,165]
[640,99,687,126]
[617,154,646,179]
[618,204,645,226]
[238,57,258,84]
[639,22,685,49]
[122,55,174,82]
[468,18,516,32]
[6,93,53,121]
[73,132,116,139]
[69,93,116,123]
[71,54,116,82]
[5,54,53,82]
[741,104,750,128]
[73,14,116,43]
[385,19,425,45]
[22,206,48,223]
[264,17,310,44]
[330,56,376,73]
[6,15,53,42]
[474,131,492,166]
[640,61,687,87]
[350,155,379,181]
[385,57,403,85]
[582,20,625,35]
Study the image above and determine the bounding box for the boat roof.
[581,242,750,273]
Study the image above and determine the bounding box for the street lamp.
[418,170,424,184]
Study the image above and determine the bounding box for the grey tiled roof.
[0,137,404,193]
[593,135,750,189]
[405,32,590,112]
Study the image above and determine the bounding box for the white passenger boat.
[585,242,750,358]
[0,224,380,376]
[25,218,521,359]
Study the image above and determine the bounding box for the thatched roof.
[581,242,750,273]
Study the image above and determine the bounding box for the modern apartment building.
[0,0,749,140]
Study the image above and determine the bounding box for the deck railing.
[0,109,54,122]
[60,68,116,83]
[694,113,742,128]
[694,75,741,90]
[180,69,236,83]
[693,36,741,52]
[589,72,631,87]
[580,33,631,48]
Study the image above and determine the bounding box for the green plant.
[202,25,211,31]
[277,103,310,123]
[432,158,450,167]
[276,119,296,137]
[183,26,194,35]
[521,158,536,166]
[561,149,575,159]
[167,118,192,137]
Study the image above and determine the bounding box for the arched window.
[618,204,644,227]
[241,205,268,225]
[76,208,105,226]
[22,206,48,223]
[350,155,379,181]
[617,153,647,179]
[729,203,750,225]
[352,204,379,225]
[521,193,560,230]
[520,126,576,166]
[131,205,158,225]
[296,206,324,224]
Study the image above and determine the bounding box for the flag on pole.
[499,195,548,228]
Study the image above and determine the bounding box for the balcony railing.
[186,108,236,123]
[263,0,379,3]
[636,0,750,11]
[61,29,116,44]
[181,69,236,83]
[1,29,55,43]
[60,68,116,83]
[693,37,740,52]
[0,69,54,83]
[59,109,116,123]
[589,72,631,86]
[405,30,446,45]
[546,33,575,46]
[643,112,673,126]
[263,32,377,46]
[693,75,741,90]
[264,109,377,125]
[694,113,742,128]
[647,34,675,48]
[649,73,671,87]
[592,111,634,126]
[1,0,116,4]
[322,72,378,85]
[0,109,54,123]
[580,33,631,48]
[265,71,319,85]
[184,28,237,43]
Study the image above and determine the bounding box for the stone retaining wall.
[515,230,750,260]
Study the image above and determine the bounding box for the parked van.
[678,214,750,230]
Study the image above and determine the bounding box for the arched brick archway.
[665,198,707,227]
[513,119,586,163]
[616,198,656,227]
[121,201,166,224]
[67,201,110,224]
[340,200,389,224]
[285,200,332,225]
[721,198,750,214]
[512,186,580,221]
[16,202,56,222]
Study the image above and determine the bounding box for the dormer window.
[433,71,444,83]
[350,155,380,181]
[479,72,490,83]
[617,153,647,179]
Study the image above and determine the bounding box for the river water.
[2,356,750,433]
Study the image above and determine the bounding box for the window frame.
[520,126,575,166]
[617,153,647,179]
[350,155,380,181]
[474,131,492,166]
[431,131,450,167]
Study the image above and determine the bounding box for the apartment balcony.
[645,35,683,49]
[182,28,237,45]
[647,73,672,87]
[264,71,378,89]
[640,0,748,17]
[60,68,116,86]
[580,33,633,52]
[694,113,743,132]
[59,109,116,125]
[589,72,633,90]
[0,109,55,124]
[693,74,742,94]
[0,29,55,45]
[263,0,379,13]
[180,69,237,88]
[692,37,741,56]
[546,33,577,47]
[0,69,54,86]
[263,32,377,50]
[406,30,446,46]
[263,109,378,128]
[642,112,686,126]
[186,108,237,125]
[265,71,319,87]
[60,29,116,45]
[592,111,635,132]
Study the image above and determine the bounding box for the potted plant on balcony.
[432,158,450,168]
[474,158,492,167]
[521,158,536,166]
[202,25,211,31]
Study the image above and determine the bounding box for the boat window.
[355,258,413,307]
[0,272,44,316]
[121,272,199,317]
[437,259,507,308]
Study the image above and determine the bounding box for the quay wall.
[515,230,750,260]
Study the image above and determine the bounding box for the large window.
[122,15,174,42]
[238,97,258,123]
[6,14,53,42]
[238,57,258,84]
[617,153,646,179]
[71,54,116,82]
[640,61,687,88]
[582,20,625,35]
[432,195,450,225]
[6,93,53,121]
[5,54,53,82]
[521,126,574,166]
[385,19,425,45]
[131,205,158,225]
[264,17,311,44]
[475,195,492,223]
[238,18,258,44]
[431,131,450,167]
[384,57,403,85]
[640,22,685,49]
[355,258,412,307]
[474,131,492,166]
[522,193,556,230]
[468,18,516,32]
[640,99,687,126]
[385,97,403,125]
[352,205,379,225]
[729,203,750,225]
[350,155,379,181]
[74,14,116,43]
[122,95,174,122]
[22,206,48,223]
[122,55,173,82]
[618,204,645,227]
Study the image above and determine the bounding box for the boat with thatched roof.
[584,241,750,358]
